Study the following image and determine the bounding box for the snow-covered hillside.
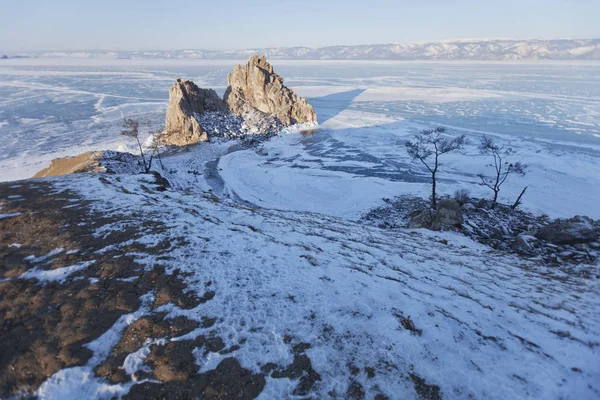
[8,39,600,60]
[1,164,597,399]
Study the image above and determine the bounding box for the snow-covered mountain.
[9,39,600,60]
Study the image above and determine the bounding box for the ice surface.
[1,60,599,218]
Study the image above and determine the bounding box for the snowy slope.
[20,170,597,399]
[9,39,600,60]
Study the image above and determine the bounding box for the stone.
[408,209,435,230]
[224,55,317,126]
[163,79,226,146]
[462,203,476,211]
[436,199,463,228]
[512,234,535,254]
[573,243,590,252]
[408,199,463,231]
[535,216,598,245]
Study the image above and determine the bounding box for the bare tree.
[121,118,154,173]
[405,127,467,209]
[147,127,166,170]
[511,186,528,210]
[477,137,527,208]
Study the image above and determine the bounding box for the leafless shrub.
[453,188,471,205]
[405,127,467,209]
[477,136,527,208]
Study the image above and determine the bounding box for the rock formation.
[163,79,226,146]
[163,57,317,145]
[408,199,463,231]
[224,55,317,126]
[536,216,599,245]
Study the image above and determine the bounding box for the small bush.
[453,188,470,205]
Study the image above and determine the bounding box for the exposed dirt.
[1,178,332,399]
[410,373,442,400]
[0,179,248,398]
[125,357,265,400]
[94,313,201,384]
[0,180,146,396]
[32,151,105,178]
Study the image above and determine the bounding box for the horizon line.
[3,37,598,55]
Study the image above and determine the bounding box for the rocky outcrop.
[224,55,317,126]
[163,57,317,146]
[408,199,463,231]
[536,216,599,245]
[163,79,226,146]
[33,151,105,178]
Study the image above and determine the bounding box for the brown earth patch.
[125,357,265,400]
[32,151,105,178]
[0,178,217,397]
[266,341,321,396]
[410,373,442,400]
[95,313,201,384]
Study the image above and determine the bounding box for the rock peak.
[163,56,317,146]
[225,55,317,126]
[163,79,226,146]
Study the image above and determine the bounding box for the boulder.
[436,199,463,227]
[163,79,226,146]
[512,234,536,254]
[408,199,463,231]
[535,216,598,245]
[224,55,317,126]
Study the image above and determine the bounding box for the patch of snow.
[24,247,64,263]
[123,338,165,377]
[0,212,22,220]
[19,260,95,283]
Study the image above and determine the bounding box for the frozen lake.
[1,59,599,218]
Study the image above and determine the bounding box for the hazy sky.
[1,0,598,51]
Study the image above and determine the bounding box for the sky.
[0,0,598,52]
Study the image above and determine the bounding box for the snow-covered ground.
[25,172,599,399]
[1,60,599,219]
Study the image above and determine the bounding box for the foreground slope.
[0,175,600,399]
[1,172,599,399]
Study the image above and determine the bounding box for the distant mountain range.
[5,39,600,61]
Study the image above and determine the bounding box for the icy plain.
[1,60,599,219]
